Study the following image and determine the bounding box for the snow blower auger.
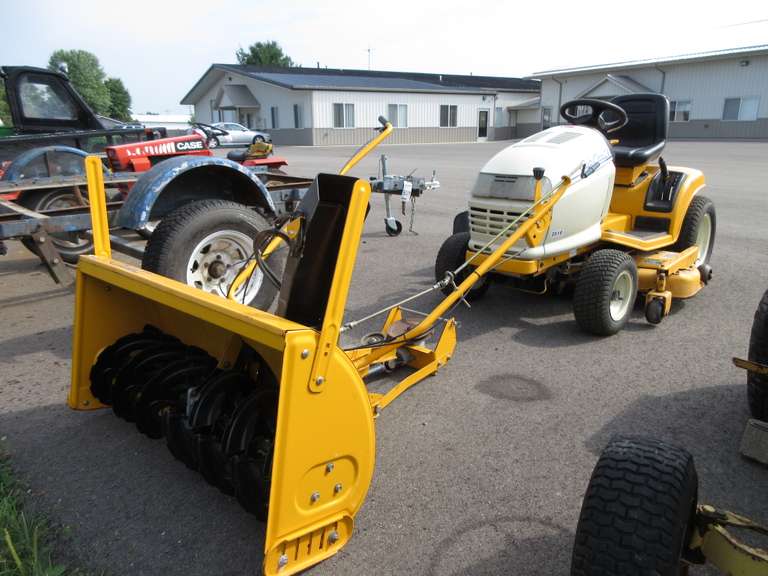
[70,118,573,575]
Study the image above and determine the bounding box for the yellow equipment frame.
[71,146,570,574]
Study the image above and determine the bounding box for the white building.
[180,65,540,145]
[531,44,768,139]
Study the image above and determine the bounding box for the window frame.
[669,100,692,123]
[293,103,302,129]
[332,102,355,128]
[388,103,408,128]
[270,106,279,129]
[722,96,761,122]
[439,104,458,128]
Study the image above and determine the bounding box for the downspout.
[654,65,666,94]
[551,76,564,126]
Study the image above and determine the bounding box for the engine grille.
[469,205,527,239]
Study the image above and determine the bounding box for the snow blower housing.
[441,93,715,335]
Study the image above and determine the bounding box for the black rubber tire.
[385,220,402,237]
[207,136,219,149]
[673,195,716,267]
[748,288,768,420]
[252,135,265,144]
[142,200,283,310]
[452,210,470,234]
[573,249,638,336]
[434,232,490,301]
[571,436,698,576]
[17,189,93,263]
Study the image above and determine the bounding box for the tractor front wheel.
[142,200,284,309]
[571,436,698,576]
[573,249,637,336]
[748,288,768,420]
[434,232,490,301]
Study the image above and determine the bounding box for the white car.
[211,122,271,147]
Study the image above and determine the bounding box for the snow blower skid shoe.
[70,158,378,576]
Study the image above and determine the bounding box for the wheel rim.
[694,213,712,266]
[41,192,91,249]
[208,137,218,149]
[609,270,633,321]
[186,230,264,304]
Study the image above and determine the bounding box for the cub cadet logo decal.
[176,140,204,152]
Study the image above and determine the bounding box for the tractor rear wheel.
[674,195,716,267]
[435,232,490,301]
[748,288,768,420]
[573,249,637,336]
[571,436,698,576]
[142,200,284,309]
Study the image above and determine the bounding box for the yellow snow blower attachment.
[69,118,573,575]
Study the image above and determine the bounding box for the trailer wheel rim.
[41,192,91,248]
[186,230,263,304]
[695,213,712,266]
[609,269,633,321]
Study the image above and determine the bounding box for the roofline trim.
[530,43,768,77]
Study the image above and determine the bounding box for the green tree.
[105,77,132,121]
[236,41,294,67]
[48,49,111,115]
[0,80,11,127]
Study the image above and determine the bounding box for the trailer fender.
[1,145,99,182]
[116,155,276,229]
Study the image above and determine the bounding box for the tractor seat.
[610,94,669,168]
[226,150,247,163]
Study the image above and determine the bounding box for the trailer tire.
[748,288,768,420]
[573,249,637,336]
[435,232,489,301]
[673,195,716,267]
[142,200,284,309]
[571,436,698,576]
[17,188,93,263]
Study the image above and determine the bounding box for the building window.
[669,100,691,122]
[387,104,408,127]
[723,96,760,121]
[333,103,355,128]
[293,104,302,128]
[494,107,504,126]
[439,104,457,127]
[542,107,552,129]
[270,106,279,129]
[210,99,216,123]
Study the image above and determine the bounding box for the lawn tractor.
[438,94,716,335]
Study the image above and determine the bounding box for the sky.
[1,1,766,114]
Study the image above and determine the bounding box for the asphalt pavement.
[1,139,767,575]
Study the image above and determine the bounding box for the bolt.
[334,483,342,494]
[310,491,320,503]
[328,531,339,544]
[315,376,324,386]
[278,554,288,569]
[52,258,60,265]
[325,462,334,473]
[374,405,381,416]
[82,400,90,406]
[37,237,46,244]
[301,349,310,359]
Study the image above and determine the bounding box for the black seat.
[226,150,247,163]
[610,94,669,168]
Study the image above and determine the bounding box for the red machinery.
[105,133,211,172]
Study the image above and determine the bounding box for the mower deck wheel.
[571,436,698,576]
[573,249,638,335]
[435,232,490,301]
[142,200,284,309]
[748,288,768,420]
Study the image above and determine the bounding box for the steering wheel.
[559,99,628,134]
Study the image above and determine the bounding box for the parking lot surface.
[1,140,767,575]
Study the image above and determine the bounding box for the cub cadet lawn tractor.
[438,94,716,335]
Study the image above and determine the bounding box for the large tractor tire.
[434,232,490,301]
[571,437,698,576]
[17,188,93,263]
[673,195,716,267]
[573,249,638,336]
[142,200,284,309]
[748,288,768,420]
